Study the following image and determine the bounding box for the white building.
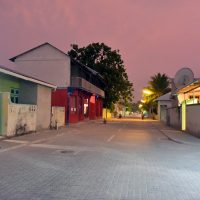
[156,92,172,123]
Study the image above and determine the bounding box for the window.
[10,88,19,103]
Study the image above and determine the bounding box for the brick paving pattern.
[0,120,200,200]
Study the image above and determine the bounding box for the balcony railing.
[71,77,105,98]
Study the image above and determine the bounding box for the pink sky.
[0,0,200,100]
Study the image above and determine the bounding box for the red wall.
[69,90,79,123]
[51,89,67,123]
[52,88,103,124]
[95,98,103,118]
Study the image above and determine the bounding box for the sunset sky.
[1,0,200,100]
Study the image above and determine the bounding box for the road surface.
[0,119,200,200]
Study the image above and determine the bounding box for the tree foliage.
[141,73,171,113]
[148,73,171,98]
[68,43,134,109]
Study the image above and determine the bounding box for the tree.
[141,73,171,114]
[148,73,171,98]
[68,43,134,109]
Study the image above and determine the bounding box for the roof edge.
[0,65,56,89]
[9,42,68,62]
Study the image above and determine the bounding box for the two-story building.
[10,42,105,124]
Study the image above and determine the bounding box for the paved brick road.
[0,120,200,200]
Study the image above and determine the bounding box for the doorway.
[84,98,89,118]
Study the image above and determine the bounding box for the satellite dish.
[174,67,194,89]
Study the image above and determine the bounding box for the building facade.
[0,65,56,136]
[156,92,172,123]
[10,43,105,124]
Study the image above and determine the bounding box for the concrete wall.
[51,106,65,128]
[0,92,37,137]
[14,44,71,87]
[7,104,37,137]
[36,85,52,130]
[160,105,167,122]
[167,107,181,129]
[186,104,200,137]
[158,101,172,122]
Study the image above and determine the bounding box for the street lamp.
[143,89,153,95]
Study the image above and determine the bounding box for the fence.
[7,104,37,137]
[167,107,181,129]
[0,92,37,137]
[103,108,112,119]
[186,104,200,137]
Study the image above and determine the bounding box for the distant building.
[10,43,105,124]
[0,65,56,136]
[159,67,200,138]
[156,92,172,123]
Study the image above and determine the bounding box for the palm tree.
[148,73,171,98]
[142,73,171,116]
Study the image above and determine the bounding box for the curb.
[158,129,183,144]
[160,129,200,146]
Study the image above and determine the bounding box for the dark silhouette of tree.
[68,43,134,109]
[142,73,171,115]
[148,73,171,97]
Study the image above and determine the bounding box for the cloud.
[0,0,200,100]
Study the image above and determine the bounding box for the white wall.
[7,104,37,137]
[51,106,65,128]
[36,85,52,130]
[14,44,71,87]
[186,104,200,137]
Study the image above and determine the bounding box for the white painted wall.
[51,106,65,128]
[186,104,200,137]
[36,85,52,130]
[7,104,37,137]
[14,44,71,87]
